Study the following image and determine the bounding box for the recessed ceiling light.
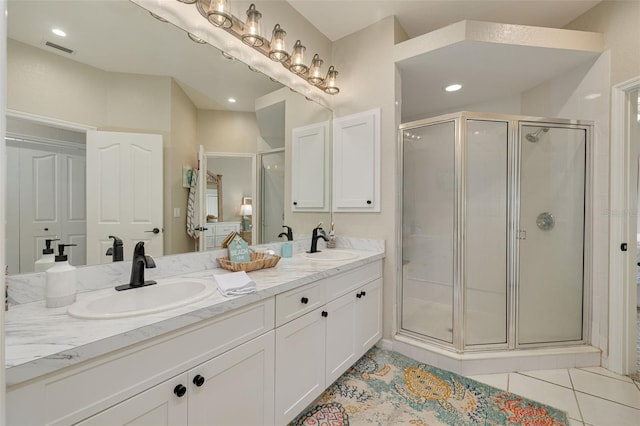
[444,83,462,92]
[228,98,236,103]
[52,28,66,37]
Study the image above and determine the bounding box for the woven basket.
[217,252,281,272]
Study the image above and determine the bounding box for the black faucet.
[278,225,293,241]
[115,241,157,291]
[105,235,124,262]
[308,224,328,254]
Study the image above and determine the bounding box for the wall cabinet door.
[188,331,275,426]
[275,308,326,425]
[333,108,380,212]
[291,121,330,211]
[356,278,383,357]
[76,374,188,426]
[325,290,358,384]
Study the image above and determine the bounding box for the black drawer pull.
[301,297,309,304]
[174,384,187,397]
[193,375,205,387]
[321,311,328,318]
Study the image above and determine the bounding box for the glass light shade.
[324,66,340,94]
[187,33,207,44]
[242,3,265,47]
[289,40,308,74]
[307,54,324,85]
[177,0,197,4]
[269,24,289,62]
[207,0,233,28]
[240,204,253,216]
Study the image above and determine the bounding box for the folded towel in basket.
[214,271,256,297]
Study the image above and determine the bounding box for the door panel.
[518,126,586,344]
[87,131,163,264]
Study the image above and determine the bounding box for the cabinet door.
[188,331,275,426]
[275,308,326,425]
[356,278,383,357]
[325,291,358,384]
[333,108,380,212]
[291,121,330,211]
[76,374,188,426]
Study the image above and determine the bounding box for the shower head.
[525,127,549,143]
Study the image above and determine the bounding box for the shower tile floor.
[467,356,640,425]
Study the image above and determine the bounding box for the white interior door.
[86,131,163,264]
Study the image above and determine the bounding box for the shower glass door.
[518,125,586,345]
[401,121,456,344]
[259,151,285,244]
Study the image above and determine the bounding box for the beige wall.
[196,109,259,154]
[170,80,199,255]
[566,1,640,87]
[332,17,400,339]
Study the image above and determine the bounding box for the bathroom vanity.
[5,243,383,425]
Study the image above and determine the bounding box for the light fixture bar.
[182,0,340,94]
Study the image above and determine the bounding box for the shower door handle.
[518,230,527,240]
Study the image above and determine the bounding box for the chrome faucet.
[278,225,293,241]
[115,241,157,291]
[308,223,328,254]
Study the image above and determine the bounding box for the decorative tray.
[217,252,281,272]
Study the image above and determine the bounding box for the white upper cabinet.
[291,121,330,212]
[332,108,381,212]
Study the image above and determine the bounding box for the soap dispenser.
[34,238,60,272]
[45,244,78,308]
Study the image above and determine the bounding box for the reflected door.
[518,126,586,345]
[260,151,284,244]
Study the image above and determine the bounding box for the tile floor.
[467,367,640,425]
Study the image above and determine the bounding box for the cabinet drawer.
[8,298,275,426]
[275,281,326,327]
[214,223,240,236]
[325,261,382,301]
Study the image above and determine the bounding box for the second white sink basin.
[303,250,359,261]
[68,278,217,320]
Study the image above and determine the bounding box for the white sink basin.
[303,250,359,261]
[68,278,217,320]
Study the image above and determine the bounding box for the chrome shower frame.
[396,111,593,353]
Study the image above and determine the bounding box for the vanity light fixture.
[51,28,66,37]
[288,40,308,74]
[307,54,324,85]
[269,24,289,62]
[445,83,463,92]
[207,0,233,29]
[187,33,207,44]
[242,4,265,47]
[178,0,340,95]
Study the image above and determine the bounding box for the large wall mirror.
[5,0,332,275]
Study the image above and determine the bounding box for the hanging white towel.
[213,271,257,297]
[186,168,200,239]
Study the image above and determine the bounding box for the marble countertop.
[5,247,384,387]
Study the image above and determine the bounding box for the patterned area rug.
[290,347,569,426]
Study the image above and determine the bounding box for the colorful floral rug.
[290,347,568,426]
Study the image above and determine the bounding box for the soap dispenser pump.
[45,244,78,308]
[34,238,60,272]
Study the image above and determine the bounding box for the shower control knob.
[173,384,187,397]
[300,297,309,304]
[193,375,205,387]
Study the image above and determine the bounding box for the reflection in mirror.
[5,0,332,276]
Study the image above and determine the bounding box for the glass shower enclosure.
[400,112,591,351]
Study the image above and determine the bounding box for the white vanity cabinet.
[332,108,381,212]
[291,121,330,212]
[205,221,241,250]
[274,261,383,425]
[7,299,275,426]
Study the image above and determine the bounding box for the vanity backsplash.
[7,237,384,305]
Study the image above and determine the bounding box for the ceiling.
[287,0,602,42]
[6,1,603,113]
